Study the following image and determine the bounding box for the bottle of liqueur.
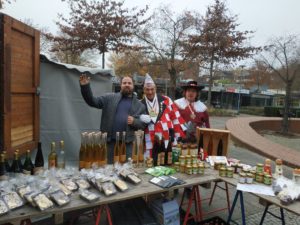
[2,151,11,172]
[152,135,160,166]
[11,150,22,173]
[138,131,144,164]
[0,153,7,179]
[159,139,165,166]
[100,133,107,166]
[48,142,57,169]
[57,140,66,169]
[119,131,126,163]
[34,142,44,174]
[166,136,173,165]
[79,132,87,170]
[23,150,34,175]
[85,132,94,169]
[132,131,138,164]
[95,132,102,167]
[114,132,120,163]
[15,149,23,170]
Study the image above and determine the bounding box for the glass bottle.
[166,137,173,165]
[160,139,165,166]
[57,140,66,169]
[138,131,144,164]
[0,153,7,179]
[152,135,160,166]
[114,132,120,163]
[2,151,11,172]
[217,139,223,156]
[95,132,102,167]
[34,142,44,174]
[132,132,138,164]
[11,150,22,173]
[85,133,94,169]
[264,158,272,175]
[119,131,126,163]
[101,132,108,166]
[23,149,34,175]
[79,132,87,170]
[48,142,57,169]
[274,159,283,178]
[15,149,23,170]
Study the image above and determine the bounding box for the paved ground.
[32,115,300,225]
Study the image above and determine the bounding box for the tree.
[245,60,270,90]
[184,0,259,106]
[134,6,198,98]
[49,0,148,68]
[261,35,300,134]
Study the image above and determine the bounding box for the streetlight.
[237,65,245,114]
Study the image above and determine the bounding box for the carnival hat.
[181,80,204,91]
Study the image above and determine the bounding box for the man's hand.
[127,116,134,125]
[79,74,90,85]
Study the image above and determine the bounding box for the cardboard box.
[149,199,179,225]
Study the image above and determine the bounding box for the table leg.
[227,190,246,225]
[259,204,269,225]
[280,207,285,225]
[95,205,113,225]
[239,191,246,225]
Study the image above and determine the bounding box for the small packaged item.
[0,199,9,216]
[16,185,32,198]
[24,192,37,207]
[102,182,117,196]
[127,174,141,184]
[2,192,24,210]
[33,193,54,211]
[113,179,128,192]
[58,183,72,196]
[60,179,78,191]
[50,190,70,207]
[94,179,103,192]
[79,189,100,202]
[75,178,90,189]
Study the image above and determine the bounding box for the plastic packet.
[102,182,117,196]
[57,183,72,196]
[50,190,70,207]
[75,178,90,189]
[32,193,54,211]
[127,174,141,184]
[16,185,32,199]
[60,178,78,191]
[2,192,24,210]
[113,179,128,192]
[79,189,100,202]
[0,198,9,216]
[24,192,37,207]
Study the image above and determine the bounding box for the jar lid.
[174,162,180,165]
[293,169,300,175]
[256,163,264,167]
[186,155,191,158]
[179,155,185,159]
[246,173,253,178]
[186,165,192,168]
[220,167,226,171]
[239,172,246,177]
[264,174,272,178]
[227,167,234,171]
[265,158,271,164]
[276,159,283,165]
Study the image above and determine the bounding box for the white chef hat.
[144,73,155,87]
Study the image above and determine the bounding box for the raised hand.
[79,74,90,85]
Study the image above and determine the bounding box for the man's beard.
[121,88,133,96]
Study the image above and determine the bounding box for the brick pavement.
[225,116,300,168]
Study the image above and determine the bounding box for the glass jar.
[264,158,272,175]
[246,173,254,184]
[179,164,185,173]
[181,144,188,156]
[256,172,264,183]
[256,163,264,173]
[236,164,243,174]
[179,155,186,165]
[191,155,198,164]
[264,174,272,185]
[219,167,227,177]
[226,167,234,178]
[174,162,180,172]
[192,164,198,174]
[189,144,198,156]
[274,159,283,178]
[239,173,246,184]
[185,155,191,165]
[293,169,300,185]
[198,163,205,175]
[186,165,193,175]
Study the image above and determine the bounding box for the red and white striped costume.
[141,94,186,157]
[175,97,210,130]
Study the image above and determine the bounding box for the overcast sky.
[1,0,300,66]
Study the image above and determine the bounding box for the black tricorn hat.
[180,80,204,91]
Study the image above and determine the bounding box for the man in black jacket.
[80,74,146,164]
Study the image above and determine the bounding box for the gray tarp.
[39,55,113,166]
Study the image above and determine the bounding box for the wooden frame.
[0,13,40,157]
[196,127,230,156]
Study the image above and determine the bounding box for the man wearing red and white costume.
[175,80,210,142]
[140,74,186,158]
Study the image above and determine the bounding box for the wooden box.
[196,127,230,156]
[0,13,40,158]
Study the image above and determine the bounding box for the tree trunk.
[281,81,292,134]
[207,59,214,107]
[102,52,105,69]
[168,67,177,99]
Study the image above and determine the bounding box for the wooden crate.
[0,13,40,158]
[196,127,230,156]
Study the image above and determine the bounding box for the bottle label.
[168,152,172,165]
[48,159,56,168]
